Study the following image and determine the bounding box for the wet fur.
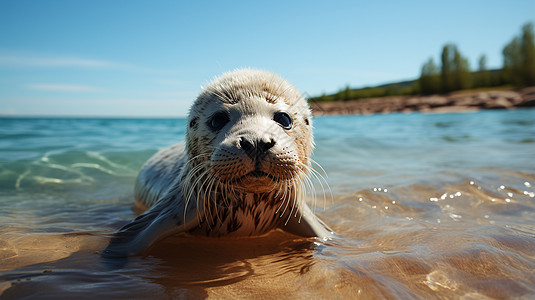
[103,69,333,257]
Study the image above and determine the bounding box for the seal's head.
[185,69,313,194]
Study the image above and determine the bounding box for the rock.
[309,88,534,116]
[516,99,535,107]
[427,96,452,107]
[484,97,513,109]
[452,97,480,107]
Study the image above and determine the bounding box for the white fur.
[103,69,333,258]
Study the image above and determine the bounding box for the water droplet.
[430,197,438,202]
[505,198,511,203]
[384,206,389,210]
[469,181,475,185]
[391,200,396,204]
[449,213,462,220]
[455,192,461,197]
[525,181,532,187]
[371,205,377,209]
[507,192,513,197]
[358,197,363,202]
[499,185,505,190]
[384,189,388,193]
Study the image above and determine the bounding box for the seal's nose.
[239,137,275,158]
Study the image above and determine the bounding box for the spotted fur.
[103,69,333,257]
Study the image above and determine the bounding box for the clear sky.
[1,0,533,117]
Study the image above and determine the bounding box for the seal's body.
[104,69,333,257]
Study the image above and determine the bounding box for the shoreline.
[309,87,535,116]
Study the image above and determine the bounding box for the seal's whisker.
[299,174,311,222]
[309,158,329,177]
[276,191,287,215]
[182,159,209,196]
[284,177,299,225]
[301,158,333,210]
[186,170,203,222]
[182,164,204,222]
[208,174,221,226]
[211,174,226,225]
[186,153,211,164]
[299,168,316,215]
[287,178,296,222]
[297,162,319,213]
[273,188,284,214]
[200,171,216,226]
[210,175,223,226]
[275,179,290,216]
[192,168,212,221]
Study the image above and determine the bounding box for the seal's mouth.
[233,169,276,182]
[248,170,270,178]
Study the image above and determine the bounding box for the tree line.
[310,22,535,102]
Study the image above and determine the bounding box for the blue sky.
[1,1,533,117]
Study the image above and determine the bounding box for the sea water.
[0,109,534,299]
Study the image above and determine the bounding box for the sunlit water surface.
[1,109,534,299]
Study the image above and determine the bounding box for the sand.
[309,87,535,116]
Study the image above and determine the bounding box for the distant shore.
[309,87,535,116]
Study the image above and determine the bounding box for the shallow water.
[1,109,534,299]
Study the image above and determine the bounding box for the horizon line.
[0,114,189,119]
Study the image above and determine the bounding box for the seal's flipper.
[281,203,334,240]
[102,191,200,257]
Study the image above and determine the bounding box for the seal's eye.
[189,117,198,128]
[208,111,230,131]
[274,112,292,130]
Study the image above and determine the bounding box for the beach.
[309,87,535,116]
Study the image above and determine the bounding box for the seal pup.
[104,69,333,257]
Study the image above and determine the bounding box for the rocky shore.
[309,87,535,116]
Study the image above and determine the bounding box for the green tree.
[503,37,523,85]
[441,43,471,92]
[342,85,351,101]
[475,54,491,87]
[503,22,535,86]
[419,57,441,94]
[453,48,471,90]
[441,44,454,92]
[521,22,535,85]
